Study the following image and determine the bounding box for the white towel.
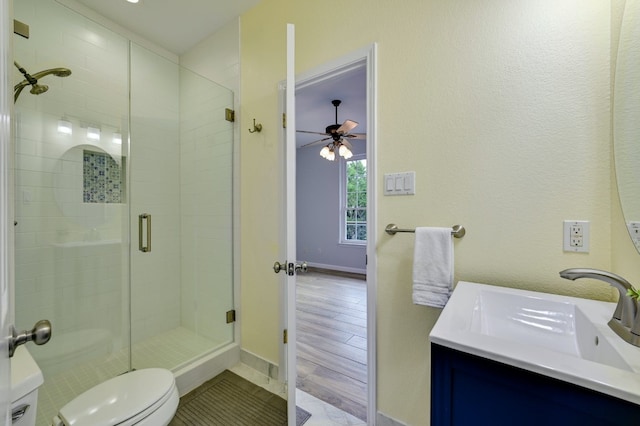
[412,227,454,308]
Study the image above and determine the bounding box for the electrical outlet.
[570,225,583,237]
[564,220,589,252]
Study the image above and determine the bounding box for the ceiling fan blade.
[344,132,366,140]
[300,137,332,148]
[297,129,329,136]
[336,119,358,134]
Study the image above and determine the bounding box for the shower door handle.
[139,213,151,253]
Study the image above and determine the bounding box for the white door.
[1,0,13,421]
[275,22,310,425]
[284,23,298,425]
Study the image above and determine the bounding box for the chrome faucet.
[560,268,640,347]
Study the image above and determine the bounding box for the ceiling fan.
[297,99,365,160]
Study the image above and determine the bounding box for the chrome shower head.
[13,61,72,102]
[32,67,72,79]
[29,84,49,95]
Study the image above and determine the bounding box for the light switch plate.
[383,172,415,196]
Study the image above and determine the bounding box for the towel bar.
[385,224,465,238]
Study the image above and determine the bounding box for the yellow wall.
[240,0,618,424]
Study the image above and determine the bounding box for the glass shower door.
[129,43,235,371]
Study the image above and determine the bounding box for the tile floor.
[32,327,363,426]
[230,363,367,426]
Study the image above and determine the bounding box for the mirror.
[614,0,640,252]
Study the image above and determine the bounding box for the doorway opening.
[295,61,371,422]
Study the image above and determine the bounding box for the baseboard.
[306,261,366,276]
[240,348,279,380]
[376,411,408,426]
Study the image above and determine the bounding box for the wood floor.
[296,270,368,421]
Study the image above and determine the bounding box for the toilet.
[51,368,179,426]
[11,346,44,425]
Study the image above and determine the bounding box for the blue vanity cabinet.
[431,344,640,426]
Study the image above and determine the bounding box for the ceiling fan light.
[342,148,353,160]
[320,145,331,158]
[327,150,336,161]
[338,144,349,156]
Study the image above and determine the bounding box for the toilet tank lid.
[58,368,175,426]
[11,346,44,402]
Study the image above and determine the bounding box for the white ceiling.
[72,0,261,55]
[70,0,366,149]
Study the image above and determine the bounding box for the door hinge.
[283,329,288,344]
[282,113,286,128]
[226,309,236,324]
[225,108,235,122]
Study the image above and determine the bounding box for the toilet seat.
[54,368,178,426]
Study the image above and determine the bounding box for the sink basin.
[430,281,640,405]
[470,289,631,371]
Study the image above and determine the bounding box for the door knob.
[9,319,52,358]
[273,261,308,275]
[295,261,308,273]
[274,261,287,274]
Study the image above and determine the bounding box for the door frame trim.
[0,0,13,420]
[279,42,378,423]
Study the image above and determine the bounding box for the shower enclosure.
[12,1,235,424]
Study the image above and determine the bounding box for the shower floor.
[34,326,226,426]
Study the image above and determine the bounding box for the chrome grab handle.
[9,319,51,358]
[138,213,151,252]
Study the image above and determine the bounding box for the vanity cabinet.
[431,344,640,426]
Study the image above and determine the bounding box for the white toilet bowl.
[51,368,179,426]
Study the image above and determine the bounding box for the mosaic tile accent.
[83,150,124,203]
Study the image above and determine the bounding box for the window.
[341,155,367,244]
